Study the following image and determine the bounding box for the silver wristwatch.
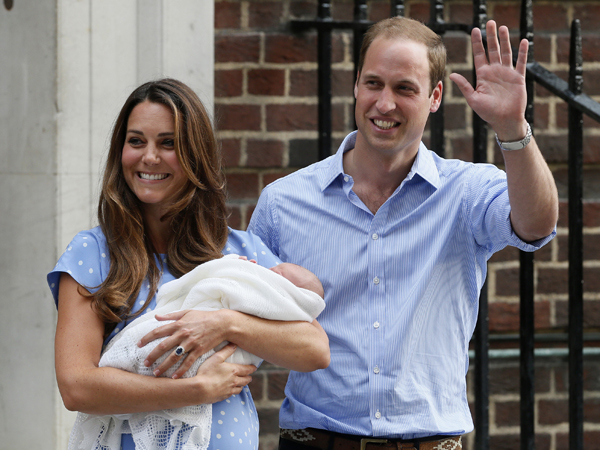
[495,123,532,151]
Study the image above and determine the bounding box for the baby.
[71,255,326,450]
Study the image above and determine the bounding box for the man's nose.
[376,88,395,114]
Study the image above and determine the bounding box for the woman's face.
[121,101,187,217]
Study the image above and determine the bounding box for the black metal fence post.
[568,19,584,450]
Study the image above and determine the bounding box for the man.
[248,17,558,450]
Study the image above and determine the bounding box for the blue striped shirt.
[248,131,555,439]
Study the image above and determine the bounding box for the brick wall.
[214,1,600,449]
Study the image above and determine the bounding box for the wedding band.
[174,346,186,356]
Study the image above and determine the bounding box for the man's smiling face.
[354,37,442,161]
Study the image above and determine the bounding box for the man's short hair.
[357,16,447,95]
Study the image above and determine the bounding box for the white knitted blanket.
[68,255,326,450]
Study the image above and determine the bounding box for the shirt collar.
[319,131,441,191]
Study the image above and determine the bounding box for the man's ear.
[429,81,443,113]
[354,71,360,99]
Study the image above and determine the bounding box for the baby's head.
[270,263,324,299]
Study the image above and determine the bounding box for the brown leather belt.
[280,428,462,450]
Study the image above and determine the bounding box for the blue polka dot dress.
[48,227,282,450]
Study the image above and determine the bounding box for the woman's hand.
[138,309,232,379]
[192,343,257,404]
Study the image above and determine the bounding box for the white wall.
[0,1,214,448]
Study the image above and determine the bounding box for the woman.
[48,78,329,450]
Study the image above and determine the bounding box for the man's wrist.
[495,122,532,151]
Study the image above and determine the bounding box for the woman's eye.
[163,139,175,148]
[128,137,143,146]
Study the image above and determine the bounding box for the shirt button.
[373,277,380,285]
[375,411,382,419]
[344,176,349,182]
[374,366,380,374]
[372,233,379,240]
[373,321,380,329]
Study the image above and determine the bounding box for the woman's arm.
[55,273,256,415]
[139,310,330,379]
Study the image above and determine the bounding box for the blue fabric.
[48,227,280,450]
[248,131,555,439]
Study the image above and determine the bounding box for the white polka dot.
[260,241,265,246]
[216,434,221,439]
[101,253,106,258]
[253,252,257,256]
[50,283,55,288]
[89,268,93,274]
[83,243,87,247]
[218,420,223,425]
[242,411,245,415]
[226,248,231,252]
[245,432,248,437]
[241,243,246,247]
[139,300,145,305]
[239,439,242,444]
[230,432,235,437]
[234,417,238,422]
[261,251,266,255]
[67,246,72,251]
[78,261,83,266]
[226,399,231,403]
[83,237,88,239]
[220,411,225,415]
[241,401,245,405]
[67,270,72,275]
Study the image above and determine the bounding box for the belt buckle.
[360,438,389,450]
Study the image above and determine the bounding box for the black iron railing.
[291,1,600,449]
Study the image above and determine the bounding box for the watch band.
[495,122,532,151]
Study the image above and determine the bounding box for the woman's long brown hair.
[91,79,228,334]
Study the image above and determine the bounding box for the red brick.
[555,299,600,328]
[332,103,348,132]
[582,431,600,450]
[490,246,519,263]
[266,104,317,131]
[444,34,469,65]
[331,2,352,21]
[538,267,568,294]
[448,69,473,99]
[584,202,600,227]
[215,1,241,29]
[267,370,289,400]
[557,35,600,64]
[495,400,520,427]
[290,2,318,20]
[248,370,264,401]
[449,136,474,163]
[489,434,520,450]
[409,2,429,24]
[556,103,600,130]
[290,69,316,97]
[448,3,472,25]
[534,103,549,130]
[495,267,520,297]
[215,34,260,63]
[221,138,241,167]
[573,5,600,32]
[370,2,393,23]
[257,407,280,435]
[538,398,568,424]
[248,2,283,29]
[215,69,243,98]
[535,134,568,164]
[535,237,553,261]
[533,4,569,32]
[533,35,552,64]
[216,104,261,131]
[263,171,294,187]
[445,103,467,130]
[265,33,317,63]
[585,397,600,423]
[492,4,521,30]
[584,234,600,262]
[227,204,242,230]
[332,32,346,65]
[246,140,284,167]
[488,301,551,332]
[332,69,354,97]
[226,172,260,199]
[556,234,568,262]
[248,69,285,96]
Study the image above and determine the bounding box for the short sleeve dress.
[47,227,282,450]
